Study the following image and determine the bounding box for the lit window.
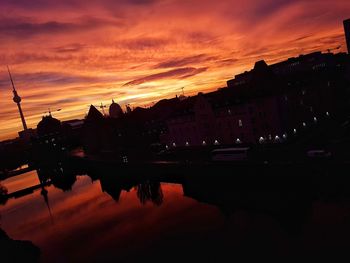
[282,133,287,139]
[326,111,330,116]
[172,142,176,147]
[293,128,297,134]
[313,117,317,123]
[185,141,189,146]
[214,140,219,145]
[302,122,306,127]
[238,119,243,127]
[259,137,265,144]
[122,156,128,163]
[202,140,207,146]
[236,138,242,144]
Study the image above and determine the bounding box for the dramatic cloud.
[123,67,208,86]
[0,16,120,40]
[0,0,350,139]
[154,54,216,69]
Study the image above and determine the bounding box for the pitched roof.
[86,105,104,121]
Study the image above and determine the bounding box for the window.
[238,119,243,127]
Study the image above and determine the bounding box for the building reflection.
[93,169,136,202]
[37,163,77,192]
[182,174,313,235]
[5,159,350,239]
[136,180,164,206]
[79,165,313,234]
[0,183,8,205]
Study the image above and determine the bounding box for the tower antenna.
[7,65,16,91]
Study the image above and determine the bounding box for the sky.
[0,0,349,140]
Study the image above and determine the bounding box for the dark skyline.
[0,0,350,140]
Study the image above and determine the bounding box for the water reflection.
[136,181,164,206]
[0,183,8,205]
[1,162,350,261]
[37,163,77,192]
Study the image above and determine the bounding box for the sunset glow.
[0,0,349,140]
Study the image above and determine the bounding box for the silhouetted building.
[161,51,350,147]
[37,115,61,137]
[126,104,132,114]
[61,119,84,147]
[0,138,29,171]
[78,50,350,154]
[109,100,124,118]
[82,105,111,154]
[344,19,350,54]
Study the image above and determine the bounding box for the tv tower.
[7,66,28,130]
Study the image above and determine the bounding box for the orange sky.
[0,0,349,140]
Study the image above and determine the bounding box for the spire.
[99,102,106,116]
[41,187,54,224]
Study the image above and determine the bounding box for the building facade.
[344,19,350,54]
[160,51,349,148]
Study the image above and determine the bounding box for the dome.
[109,100,123,118]
[37,115,61,136]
